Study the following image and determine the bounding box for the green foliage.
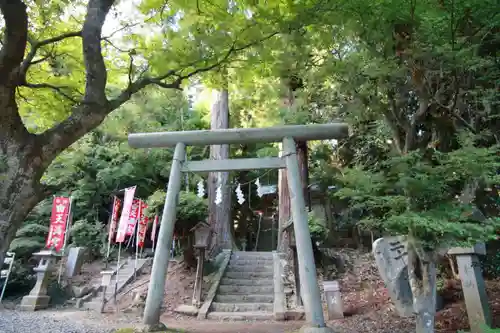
[458,326,500,333]
[308,212,329,243]
[335,145,500,250]
[3,261,36,296]
[482,248,500,278]
[70,219,106,259]
[146,191,208,230]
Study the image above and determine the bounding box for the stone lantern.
[190,221,212,307]
[20,249,60,311]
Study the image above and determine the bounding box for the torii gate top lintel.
[128,123,349,149]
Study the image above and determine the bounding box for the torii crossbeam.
[128,123,349,332]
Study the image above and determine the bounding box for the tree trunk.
[408,242,437,333]
[0,141,46,267]
[278,81,310,252]
[208,87,234,255]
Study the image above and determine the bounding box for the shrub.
[70,219,107,258]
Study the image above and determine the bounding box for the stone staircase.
[207,251,275,321]
[82,258,149,310]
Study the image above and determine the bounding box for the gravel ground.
[0,309,112,333]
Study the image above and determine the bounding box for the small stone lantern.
[190,221,212,307]
[20,249,60,311]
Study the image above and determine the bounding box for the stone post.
[283,137,332,332]
[143,142,185,327]
[20,250,59,311]
[323,281,344,320]
[99,270,114,313]
[448,244,491,333]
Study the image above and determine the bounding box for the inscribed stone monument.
[65,247,87,278]
[372,236,413,317]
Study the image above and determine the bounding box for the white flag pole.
[58,196,73,284]
[114,241,121,305]
[134,201,142,278]
[105,197,117,264]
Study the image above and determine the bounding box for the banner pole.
[105,197,116,269]
[114,242,121,305]
[134,202,141,278]
[58,196,73,284]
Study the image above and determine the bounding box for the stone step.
[207,311,274,321]
[211,302,273,312]
[218,285,273,295]
[220,278,273,286]
[231,252,273,260]
[224,271,273,279]
[214,294,274,304]
[229,260,273,266]
[226,265,273,273]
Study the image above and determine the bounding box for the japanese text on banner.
[126,199,141,236]
[46,196,71,252]
[115,186,137,243]
[137,201,149,248]
[108,197,122,242]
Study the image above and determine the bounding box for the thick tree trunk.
[0,142,46,268]
[408,242,437,333]
[208,87,234,255]
[278,164,291,252]
[278,81,310,252]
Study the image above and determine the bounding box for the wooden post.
[143,143,185,327]
[282,137,327,328]
[290,242,302,307]
[192,246,205,307]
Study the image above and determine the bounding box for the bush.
[146,190,208,229]
[481,250,500,278]
[308,212,329,243]
[9,223,49,259]
[70,219,107,258]
[3,261,36,297]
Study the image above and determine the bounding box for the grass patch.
[113,328,187,333]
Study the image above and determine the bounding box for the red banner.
[137,201,149,248]
[126,199,141,236]
[108,196,122,242]
[151,215,159,242]
[116,186,136,243]
[46,196,71,252]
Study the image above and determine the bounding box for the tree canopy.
[1,0,499,330]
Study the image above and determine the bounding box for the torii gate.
[128,123,349,332]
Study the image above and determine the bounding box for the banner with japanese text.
[126,199,141,236]
[46,196,71,252]
[115,186,136,243]
[151,215,159,242]
[137,201,149,248]
[108,196,122,243]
